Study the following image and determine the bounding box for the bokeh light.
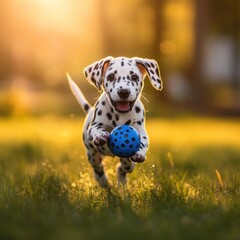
[0,0,239,116]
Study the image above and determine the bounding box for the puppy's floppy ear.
[84,56,113,91]
[133,57,163,90]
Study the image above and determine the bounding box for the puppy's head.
[84,56,162,113]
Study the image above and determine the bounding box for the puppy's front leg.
[130,120,149,163]
[88,109,110,147]
[88,124,109,147]
[91,128,109,146]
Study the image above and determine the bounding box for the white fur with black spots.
[67,56,162,187]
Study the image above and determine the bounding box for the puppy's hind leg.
[87,150,108,187]
[116,158,135,186]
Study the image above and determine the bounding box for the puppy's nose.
[118,88,130,99]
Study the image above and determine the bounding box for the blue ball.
[108,125,140,158]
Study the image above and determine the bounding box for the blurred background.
[0,0,239,117]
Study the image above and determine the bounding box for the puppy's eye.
[131,74,139,81]
[107,74,115,82]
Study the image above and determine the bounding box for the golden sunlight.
[160,40,177,55]
[30,0,92,34]
[163,0,194,63]
[6,0,102,86]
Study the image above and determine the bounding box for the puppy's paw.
[93,131,110,146]
[130,152,146,163]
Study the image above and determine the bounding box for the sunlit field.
[0,117,240,240]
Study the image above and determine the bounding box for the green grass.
[0,117,240,240]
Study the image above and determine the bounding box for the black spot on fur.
[91,76,96,85]
[115,114,119,121]
[84,104,90,112]
[135,106,141,113]
[146,63,151,68]
[112,120,117,127]
[102,101,106,106]
[125,119,131,125]
[91,108,98,123]
[137,121,142,125]
[107,113,112,120]
[98,110,102,116]
[94,64,99,70]
[150,69,155,75]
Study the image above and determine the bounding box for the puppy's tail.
[66,73,91,114]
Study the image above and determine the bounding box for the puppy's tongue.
[116,101,130,112]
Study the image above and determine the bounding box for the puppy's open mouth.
[111,100,134,113]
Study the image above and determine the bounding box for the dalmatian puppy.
[67,56,162,187]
